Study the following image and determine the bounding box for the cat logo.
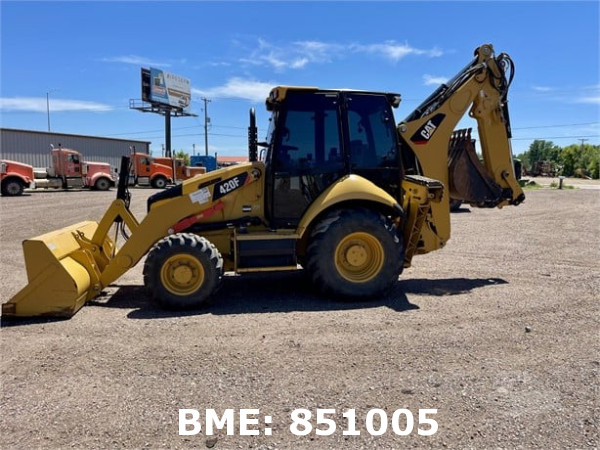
[410,113,446,145]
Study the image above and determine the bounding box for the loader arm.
[398,43,524,248]
[2,162,264,317]
[95,161,261,289]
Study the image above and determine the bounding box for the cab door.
[64,152,82,176]
[266,91,346,228]
[138,156,152,175]
[175,160,186,179]
[344,93,402,198]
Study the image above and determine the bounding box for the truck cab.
[154,157,206,182]
[130,153,173,188]
[0,160,35,196]
[51,148,82,178]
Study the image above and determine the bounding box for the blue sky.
[1,1,598,158]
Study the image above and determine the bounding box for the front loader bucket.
[2,221,113,318]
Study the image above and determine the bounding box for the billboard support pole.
[165,111,172,158]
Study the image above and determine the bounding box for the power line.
[133,132,246,140]
[116,131,598,143]
[105,121,599,139]
[104,123,247,138]
[512,122,599,130]
[511,135,599,141]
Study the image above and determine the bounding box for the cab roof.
[266,86,401,110]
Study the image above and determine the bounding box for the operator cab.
[263,87,402,228]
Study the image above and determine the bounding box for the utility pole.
[45,89,60,132]
[46,92,51,132]
[578,138,588,150]
[202,97,211,156]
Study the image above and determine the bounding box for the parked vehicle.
[0,159,36,196]
[527,160,559,177]
[129,152,173,188]
[190,155,218,172]
[154,157,206,182]
[1,147,115,196]
[2,43,525,318]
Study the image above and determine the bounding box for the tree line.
[516,140,600,179]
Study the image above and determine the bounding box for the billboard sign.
[141,68,191,111]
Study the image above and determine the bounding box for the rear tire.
[94,177,111,191]
[1,178,24,196]
[151,176,168,189]
[306,208,404,300]
[143,233,223,310]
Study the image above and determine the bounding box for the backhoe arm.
[398,43,525,250]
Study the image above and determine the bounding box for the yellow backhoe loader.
[2,44,524,318]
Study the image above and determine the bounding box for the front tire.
[94,177,111,191]
[1,178,24,196]
[151,176,168,189]
[143,233,223,309]
[306,208,404,300]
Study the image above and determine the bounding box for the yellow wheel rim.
[335,232,384,283]
[160,254,204,296]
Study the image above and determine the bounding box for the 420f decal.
[213,173,249,200]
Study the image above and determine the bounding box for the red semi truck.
[129,152,174,188]
[0,160,36,196]
[154,157,206,182]
[0,147,115,196]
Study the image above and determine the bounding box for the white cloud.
[192,78,274,103]
[102,55,171,67]
[423,74,448,86]
[575,85,600,104]
[533,85,600,104]
[0,97,113,112]
[290,57,309,69]
[575,96,600,104]
[352,41,444,62]
[294,40,343,63]
[238,38,443,71]
[240,39,337,71]
[532,86,554,92]
[207,61,231,67]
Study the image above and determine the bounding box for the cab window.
[347,94,398,170]
[267,92,344,226]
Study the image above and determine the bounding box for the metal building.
[0,128,151,170]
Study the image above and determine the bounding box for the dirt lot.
[1,185,598,449]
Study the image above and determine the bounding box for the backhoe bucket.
[448,129,504,208]
[2,221,114,318]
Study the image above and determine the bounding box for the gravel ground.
[0,183,598,449]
